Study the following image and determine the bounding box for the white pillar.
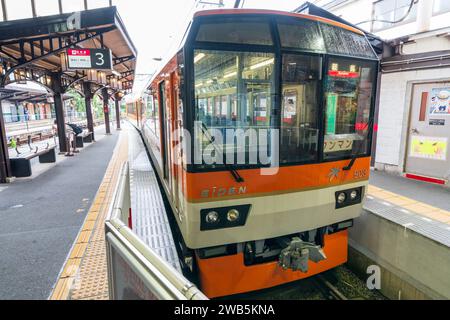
[417,0,434,33]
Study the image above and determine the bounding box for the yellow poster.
[410,136,447,161]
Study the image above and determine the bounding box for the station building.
[300,0,450,185]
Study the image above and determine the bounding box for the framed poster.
[430,88,450,116]
[410,136,447,161]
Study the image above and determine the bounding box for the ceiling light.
[194,53,206,64]
[250,58,274,70]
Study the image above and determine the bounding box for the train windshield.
[194,49,276,168]
[323,58,376,160]
[190,16,378,170]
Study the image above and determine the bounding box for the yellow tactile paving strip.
[50,130,129,300]
[367,185,450,224]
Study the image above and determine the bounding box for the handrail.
[105,162,208,300]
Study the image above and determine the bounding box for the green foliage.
[67,89,85,113]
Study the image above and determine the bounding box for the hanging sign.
[66,49,112,70]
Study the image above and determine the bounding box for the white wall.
[376,67,450,169]
[331,0,374,32]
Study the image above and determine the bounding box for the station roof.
[0,87,71,103]
[0,6,136,92]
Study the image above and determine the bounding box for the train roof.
[193,8,364,36]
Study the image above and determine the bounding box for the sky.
[110,0,306,95]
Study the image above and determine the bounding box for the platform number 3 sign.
[91,49,112,70]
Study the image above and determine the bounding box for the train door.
[405,82,450,182]
[244,81,272,127]
[170,72,182,213]
[159,81,170,181]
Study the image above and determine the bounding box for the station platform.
[50,121,180,300]
[350,171,450,300]
[0,126,119,300]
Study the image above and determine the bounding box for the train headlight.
[337,192,347,204]
[200,205,251,231]
[335,187,364,209]
[227,209,240,222]
[205,211,219,224]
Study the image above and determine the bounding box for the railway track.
[227,266,386,300]
[314,275,348,300]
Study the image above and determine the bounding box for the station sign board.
[66,48,112,70]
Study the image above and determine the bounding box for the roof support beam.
[0,26,115,87]
[113,55,135,66]
[51,72,68,153]
[1,0,7,21]
[15,93,48,104]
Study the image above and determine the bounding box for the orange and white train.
[127,9,379,298]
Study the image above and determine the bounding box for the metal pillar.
[114,95,121,130]
[51,73,68,153]
[83,82,95,141]
[0,99,11,183]
[102,88,111,135]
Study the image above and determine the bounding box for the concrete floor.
[0,127,120,300]
[370,170,450,211]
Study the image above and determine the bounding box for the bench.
[14,131,54,148]
[10,144,57,178]
[74,131,94,148]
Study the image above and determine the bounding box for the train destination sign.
[66,48,112,70]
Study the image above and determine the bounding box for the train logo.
[328,167,341,182]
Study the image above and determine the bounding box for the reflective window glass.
[5,0,33,20]
[196,19,273,46]
[320,23,376,59]
[194,49,276,168]
[35,0,60,16]
[278,19,325,52]
[61,0,85,13]
[281,54,321,164]
[87,0,110,9]
[324,58,376,160]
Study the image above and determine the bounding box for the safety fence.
[105,163,208,300]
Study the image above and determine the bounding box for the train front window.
[196,18,273,46]
[194,49,275,168]
[324,58,376,160]
[280,54,321,164]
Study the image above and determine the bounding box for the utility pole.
[234,0,241,8]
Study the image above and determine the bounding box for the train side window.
[280,54,321,164]
[154,95,160,138]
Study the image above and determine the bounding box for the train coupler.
[278,237,327,273]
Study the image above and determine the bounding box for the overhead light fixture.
[250,58,274,70]
[349,65,356,72]
[112,70,121,77]
[331,63,339,71]
[87,69,98,82]
[224,71,237,79]
[194,53,206,64]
